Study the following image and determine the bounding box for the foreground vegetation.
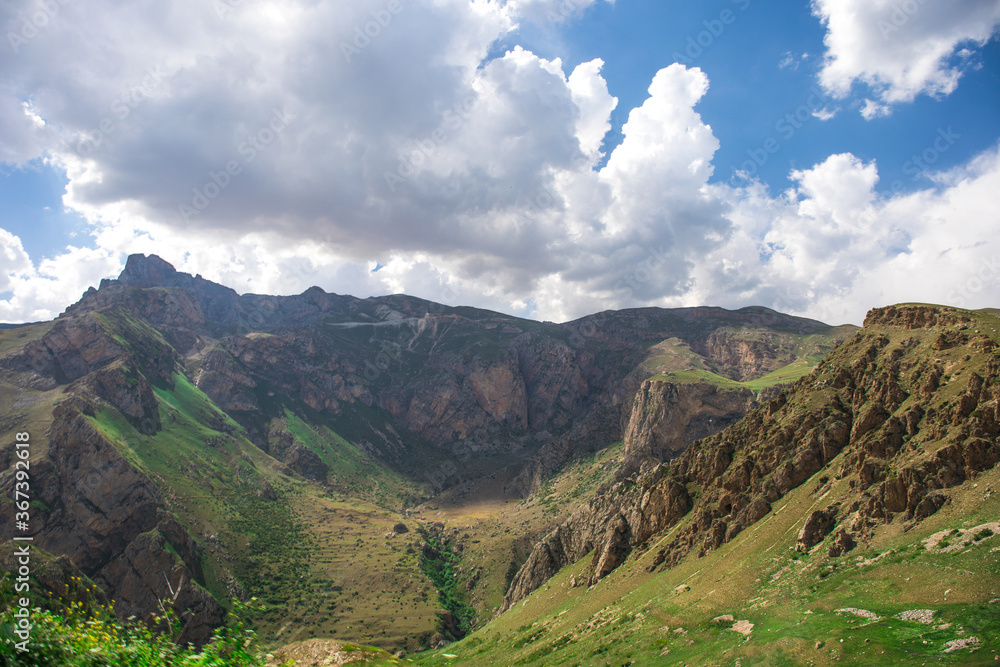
[0,598,278,667]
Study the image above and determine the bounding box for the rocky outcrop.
[267,425,330,482]
[691,330,793,382]
[500,460,691,612]
[97,511,225,646]
[224,330,373,416]
[0,313,125,382]
[386,346,530,449]
[194,346,258,412]
[622,380,755,466]
[863,304,972,330]
[93,362,162,434]
[796,507,838,552]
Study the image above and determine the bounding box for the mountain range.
[1,254,998,664]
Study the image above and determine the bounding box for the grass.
[404,441,627,622]
[0,321,55,359]
[99,372,445,652]
[641,324,857,393]
[417,526,476,639]
[412,465,1000,665]
[281,409,421,508]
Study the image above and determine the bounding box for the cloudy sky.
[2,0,999,325]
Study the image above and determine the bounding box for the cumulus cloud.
[567,59,618,163]
[0,231,121,322]
[1,0,998,326]
[813,0,1000,112]
[691,142,1000,324]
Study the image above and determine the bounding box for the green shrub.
[0,598,288,667]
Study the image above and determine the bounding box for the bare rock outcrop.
[622,380,755,465]
[797,507,838,552]
[267,426,330,482]
[194,346,259,412]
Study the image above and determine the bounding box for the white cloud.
[567,59,618,163]
[778,51,809,71]
[859,99,892,120]
[1,0,998,327]
[0,228,33,294]
[811,107,838,121]
[0,234,121,322]
[813,0,1000,113]
[692,143,1000,324]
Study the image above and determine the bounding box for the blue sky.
[2,0,1000,324]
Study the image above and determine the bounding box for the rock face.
[2,313,126,382]
[3,402,224,644]
[268,425,330,481]
[500,305,1000,612]
[691,330,794,382]
[622,380,755,466]
[796,507,838,552]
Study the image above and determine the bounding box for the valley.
[1,256,998,666]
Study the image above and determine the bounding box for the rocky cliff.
[498,380,755,611]
[621,380,755,465]
[500,305,1000,612]
[0,400,224,644]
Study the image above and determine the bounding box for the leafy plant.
[0,594,288,667]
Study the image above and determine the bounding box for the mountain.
[428,305,1000,665]
[1,254,853,653]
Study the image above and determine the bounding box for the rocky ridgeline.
[27,255,830,466]
[501,305,1000,612]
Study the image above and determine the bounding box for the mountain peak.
[118,254,182,288]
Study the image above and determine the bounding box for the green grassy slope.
[414,466,1000,666]
[411,307,1000,665]
[643,324,857,394]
